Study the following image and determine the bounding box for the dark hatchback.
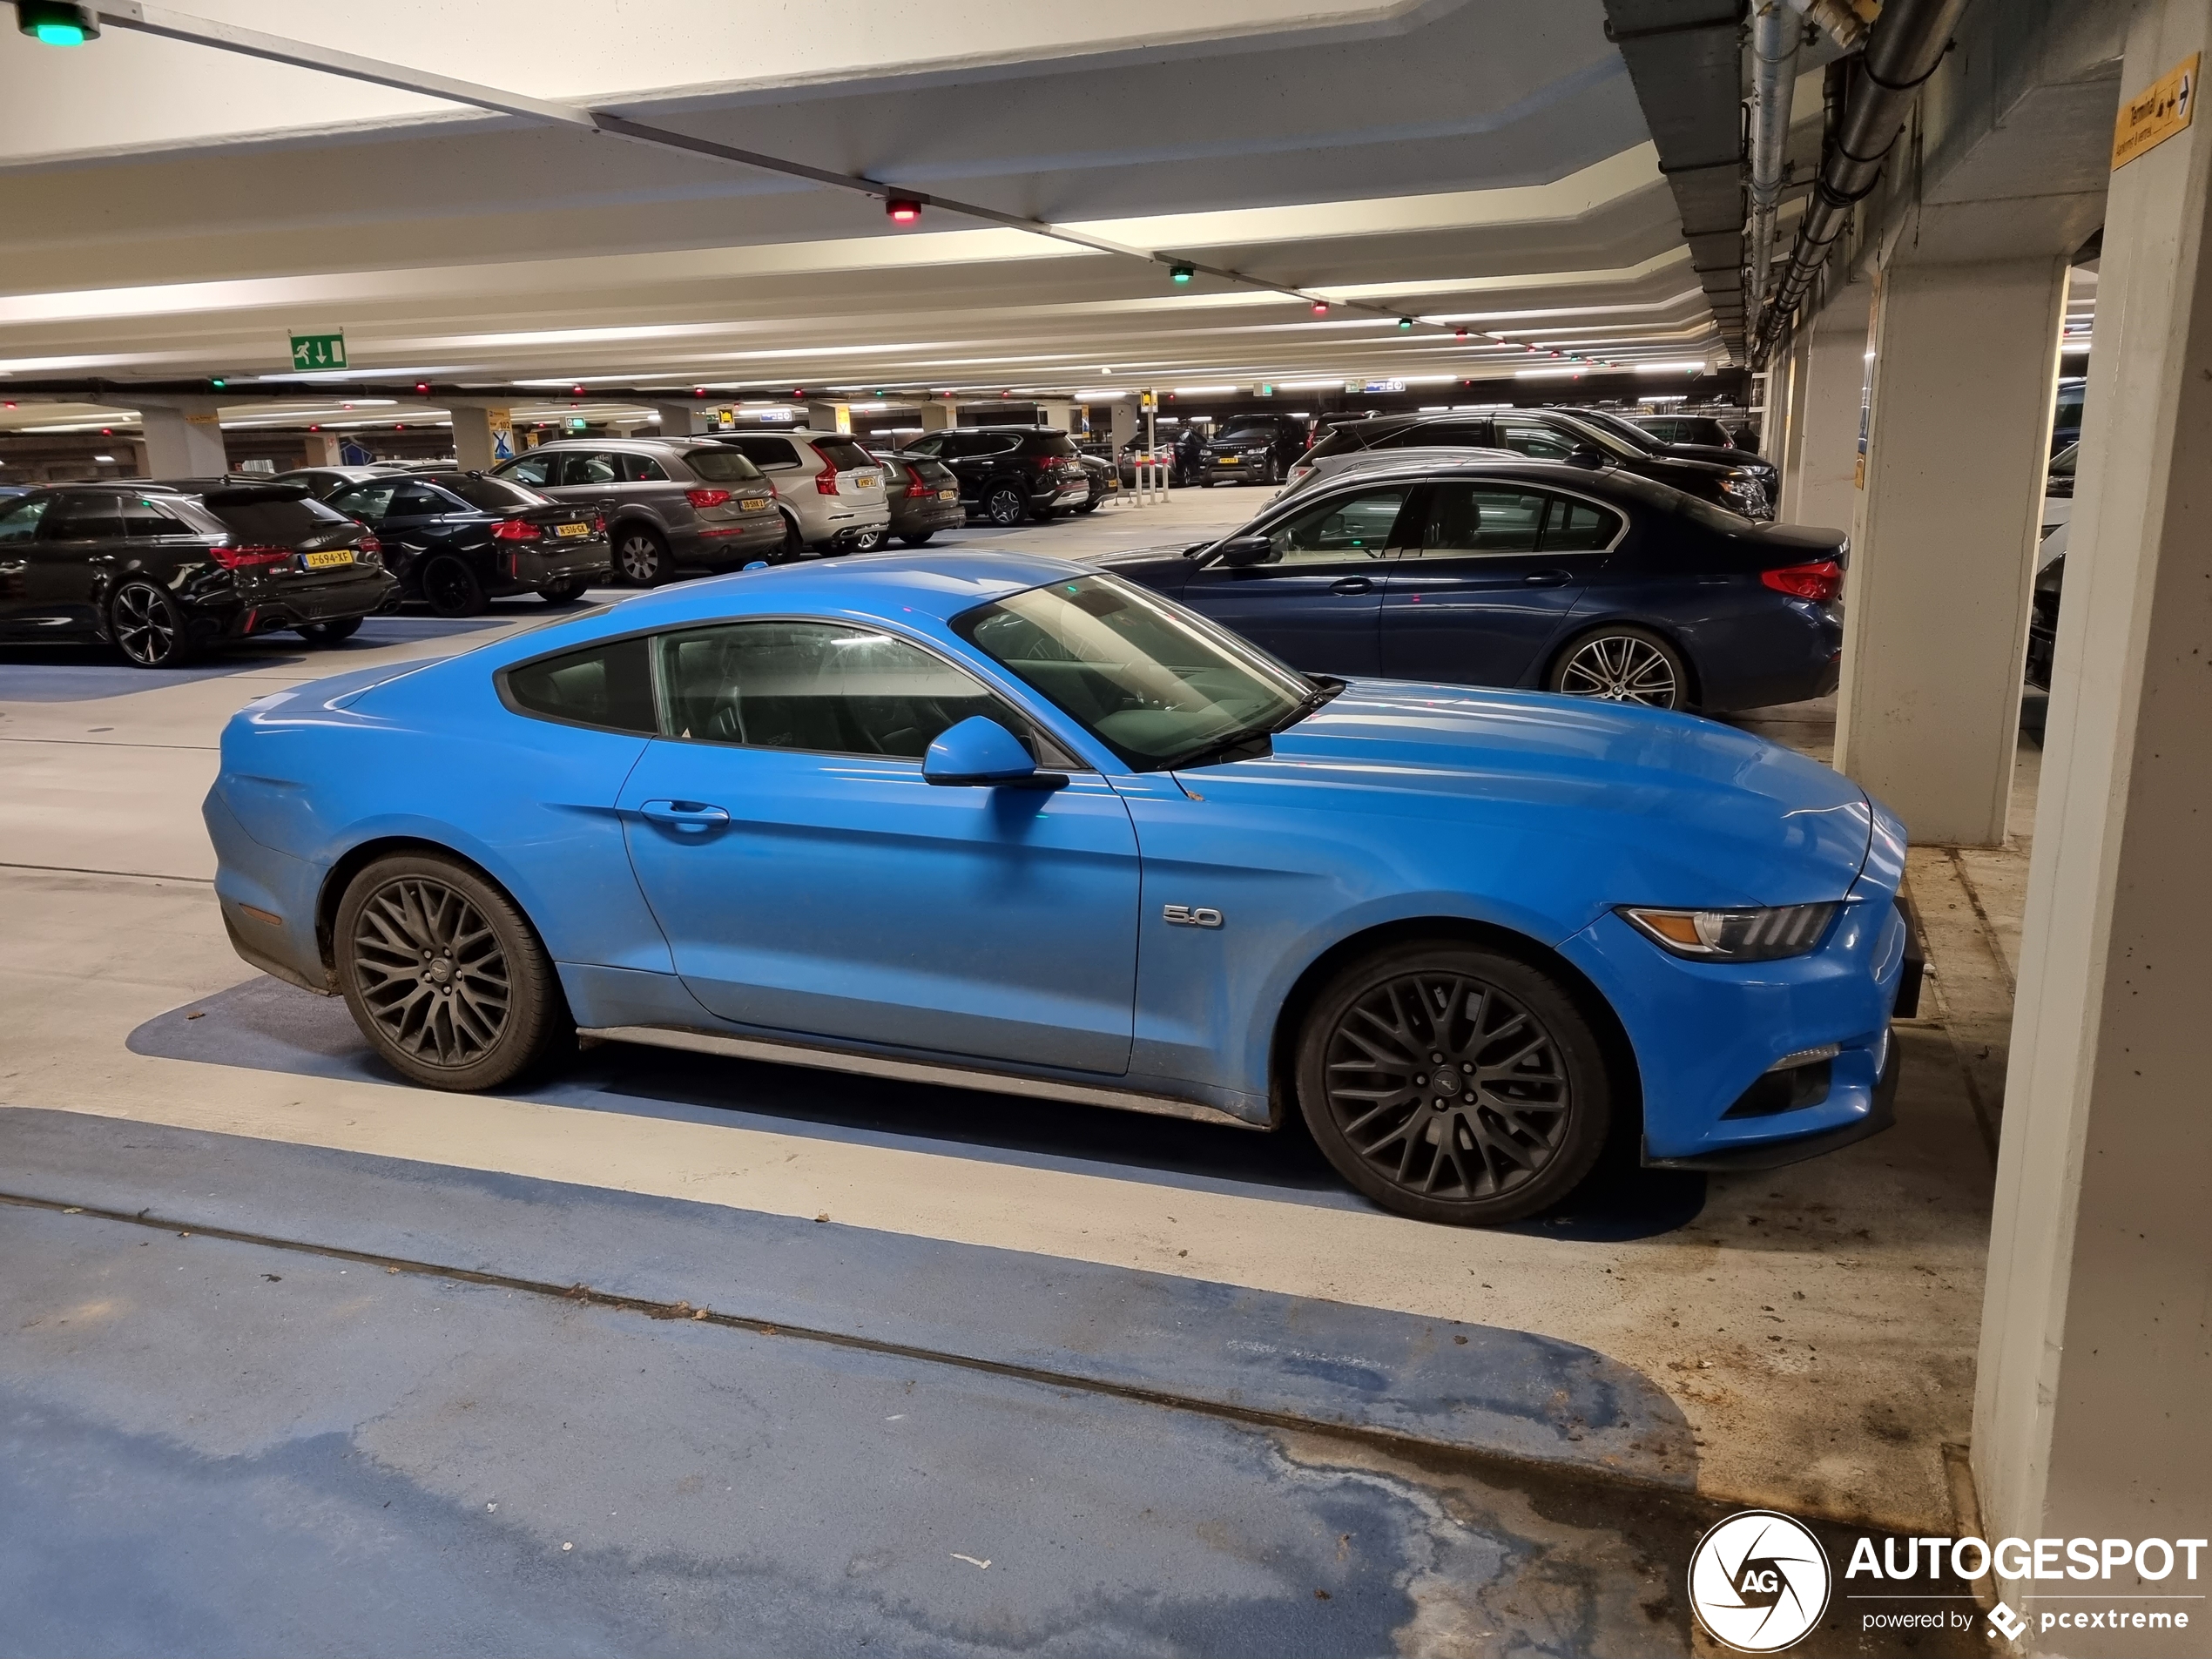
[873,451,968,546]
[1295,410,1775,519]
[896,427,1089,524]
[1097,458,1845,713]
[1197,413,1312,487]
[324,471,609,616]
[0,480,396,667]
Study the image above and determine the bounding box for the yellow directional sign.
[2113,52,2198,170]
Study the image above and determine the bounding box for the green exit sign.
[289,331,347,371]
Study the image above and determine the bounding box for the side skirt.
[580,1023,1267,1133]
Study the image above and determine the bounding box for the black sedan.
[1096,456,1845,713]
[325,472,610,616]
[0,480,397,667]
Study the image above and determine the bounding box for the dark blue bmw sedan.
[1097,458,1845,713]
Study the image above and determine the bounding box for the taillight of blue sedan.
[203,550,1909,1226]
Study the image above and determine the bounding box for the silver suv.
[716,429,892,554]
[493,438,783,585]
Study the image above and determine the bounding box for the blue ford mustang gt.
[205,550,1911,1226]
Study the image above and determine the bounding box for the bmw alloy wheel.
[1554,631,1683,709]
[111,580,190,668]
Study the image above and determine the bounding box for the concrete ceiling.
[0,0,1726,426]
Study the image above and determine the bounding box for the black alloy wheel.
[1548,627,1688,711]
[614,527,668,586]
[296,617,363,645]
[334,853,569,1091]
[982,483,1027,526]
[111,579,194,668]
[537,578,586,604]
[899,530,936,548]
[1264,455,1285,485]
[1298,943,1612,1225]
[420,555,488,617]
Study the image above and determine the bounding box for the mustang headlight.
[1619,901,1838,961]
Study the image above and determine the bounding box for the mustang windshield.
[954,574,1312,771]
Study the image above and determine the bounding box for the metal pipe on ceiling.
[1755,0,1970,354]
[1745,2,1803,314]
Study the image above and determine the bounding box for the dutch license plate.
[301,549,354,569]
[939,489,958,501]
[740,496,770,510]
[556,521,591,537]
[1218,455,1240,464]
[856,475,880,489]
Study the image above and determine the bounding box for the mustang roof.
[583,549,1088,631]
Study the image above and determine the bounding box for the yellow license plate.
[302,549,355,569]
[555,521,591,537]
[857,475,880,489]
[1218,455,1240,464]
[939,489,958,501]
[740,496,770,511]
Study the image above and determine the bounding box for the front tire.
[1548,626,1689,711]
[899,530,935,548]
[846,526,885,553]
[110,580,196,668]
[1296,942,1613,1226]
[296,617,363,645]
[420,556,487,617]
[334,853,570,1092]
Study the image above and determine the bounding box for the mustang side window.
[502,637,658,735]
[657,620,1057,763]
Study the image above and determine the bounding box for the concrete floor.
[0,489,2016,1653]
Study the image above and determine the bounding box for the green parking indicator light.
[1398,318,1414,331]
[210,378,226,389]
[1169,263,1195,284]
[17,3,98,44]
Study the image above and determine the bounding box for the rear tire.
[1547,625,1689,711]
[982,482,1027,526]
[110,579,196,668]
[334,852,570,1092]
[1296,941,1614,1226]
[772,517,806,563]
[537,578,586,604]
[1075,499,1101,514]
[420,556,487,617]
[612,527,668,587]
[899,531,935,548]
[296,617,363,645]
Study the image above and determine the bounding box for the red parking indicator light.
[1312,301,1329,316]
[571,384,585,395]
[100,427,112,435]
[1455,327,1468,340]
[309,423,320,431]
[887,198,922,224]
[414,381,429,394]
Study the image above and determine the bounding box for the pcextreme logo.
[1688,1510,1831,1652]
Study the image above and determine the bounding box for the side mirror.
[923,716,1068,790]
[1565,445,1605,469]
[1215,535,1274,567]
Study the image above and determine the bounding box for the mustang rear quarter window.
[502,637,658,735]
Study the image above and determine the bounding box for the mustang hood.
[1195,681,1874,909]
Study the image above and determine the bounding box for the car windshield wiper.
[1164,679,1345,772]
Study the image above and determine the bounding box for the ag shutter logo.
[1689,1510,1833,1652]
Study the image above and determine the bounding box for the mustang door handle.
[1521,569,1575,587]
[639,799,731,828]
[1330,577,1376,594]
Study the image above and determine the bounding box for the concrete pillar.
[1036,400,1074,430]
[804,401,851,434]
[1773,337,1809,517]
[1109,401,1136,450]
[450,407,494,471]
[920,401,960,433]
[302,433,342,467]
[1975,0,2212,1635]
[137,401,229,477]
[1781,279,1871,533]
[652,402,707,437]
[1833,254,2063,846]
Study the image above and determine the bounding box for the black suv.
[1197,414,1311,487]
[1294,409,1775,518]
[899,428,1089,524]
[0,479,397,667]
